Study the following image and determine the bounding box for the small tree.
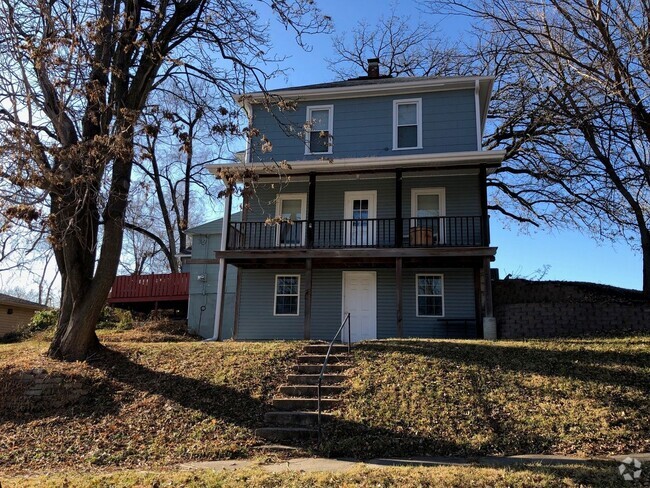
[0,0,330,360]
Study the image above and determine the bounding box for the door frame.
[343,190,377,246]
[341,271,377,342]
[275,193,307,247]
[410,187,446,244]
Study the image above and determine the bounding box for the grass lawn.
[0,332,304,474]
[0,464,632,488]
[1,329,648,476]
[324,336,650,459]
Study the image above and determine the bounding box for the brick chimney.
[367,58,380,78]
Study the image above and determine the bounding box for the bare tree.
[432,0,650,297]
[327,12,470,79]
[331,3,650,297]
[124,81,233,274]
[0,0,330,360]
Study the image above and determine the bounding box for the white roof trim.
[206,150,505,176]
[235,76,496,105]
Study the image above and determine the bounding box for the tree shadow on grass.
[87,346,270,428]
[357,339,650,396]
[317,414,559,461]
[1,345,273,428]
[0,369,120,422]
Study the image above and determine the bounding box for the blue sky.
[255,0,642,290]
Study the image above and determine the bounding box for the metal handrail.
[317,312,351,445]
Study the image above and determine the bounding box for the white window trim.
[411,188,446,217]
[393,98,422,151]
[275,193,307,247]
[343,190,378,246]
[274,274,301,316]
[411,187,446,244]
[305,105,333,155]
[415,273,445,318]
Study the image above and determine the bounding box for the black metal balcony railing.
[227,217,485,250]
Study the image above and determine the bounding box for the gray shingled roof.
[267,74,485,93]
[185,212,242,235]
[0,293,48,310]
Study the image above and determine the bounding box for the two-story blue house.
[205,60,504,342]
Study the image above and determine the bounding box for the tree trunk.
[641,227,650,301]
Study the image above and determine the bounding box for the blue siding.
[310,270,342,340]
[402,268,477,338]
[235,267,476,340]
[187,232,237,339]
[250,89,477,162]
[245,173,480,222]
[237,269,306,340]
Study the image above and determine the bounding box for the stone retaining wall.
[0,368,89,411]
[493,279,650,339]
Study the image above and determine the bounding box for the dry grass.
[1,332,648,477]
[0,463,631,488]
[0,337,303,474]
[324,336,650,459]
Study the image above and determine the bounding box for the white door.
[342,271,377,342]
[344,191,377,246]
[275,194,306,247]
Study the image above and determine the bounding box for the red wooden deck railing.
[108,273,189,303]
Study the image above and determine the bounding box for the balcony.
[227,217,486,251]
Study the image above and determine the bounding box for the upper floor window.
[393,99,422,150]
[305,105,333,155]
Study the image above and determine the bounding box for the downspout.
[205,193,231,341]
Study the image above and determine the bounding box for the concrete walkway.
[180,453,650,473]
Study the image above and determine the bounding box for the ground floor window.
[274,275,300,316]
[416,274,444,317]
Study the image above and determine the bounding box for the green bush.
[25,309,59,333]
[97,306,133,330]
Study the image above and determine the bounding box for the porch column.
[211,193,232,341]
[307,172,316,248]
[482,257,497,339]
[304,258,312,339]
[396,257,403,337]
[479,165,490,246]
[230,186,250,340]
[473,264,482,338]
[395,169,403,247]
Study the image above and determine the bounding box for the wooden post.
[395,169,403,248]
[304,258,312,339]
[473,265,482,338]
[230,185,249,339]
[479,165,490,246]
[307,172,316,248]
[212,258,228,341]
[232,267,243,340]
[483,257,493,317]
[396,257,403,337]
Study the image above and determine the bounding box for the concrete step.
[296,354,348,364]
[279,384,344,398]
[287,374,347,385]
[272,397,341,411]
[264,411,332,427]
[255,427,317,442]
[293,363,352,374]
[304,344,351,355]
